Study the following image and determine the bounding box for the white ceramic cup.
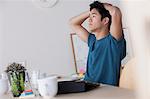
[37,76,58,97]
[0,79,9,95]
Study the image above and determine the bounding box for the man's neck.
[94,29,109,40]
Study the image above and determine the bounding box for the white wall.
[0,0,93,76]
[0,0,130,76]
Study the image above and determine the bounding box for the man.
[69,1,126,86]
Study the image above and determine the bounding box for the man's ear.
[102,17,109,25]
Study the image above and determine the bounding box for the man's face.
[88,8,103,33]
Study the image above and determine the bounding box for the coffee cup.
[37,76,58,97]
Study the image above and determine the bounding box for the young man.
[69,1,126,86]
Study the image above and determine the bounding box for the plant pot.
[7,71,25,97]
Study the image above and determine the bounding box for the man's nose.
[88,17,92,23]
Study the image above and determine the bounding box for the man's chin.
[89,29,95,33]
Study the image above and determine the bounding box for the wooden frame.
[70,33,89,74]
[70,33,78,73]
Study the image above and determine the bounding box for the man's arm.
[69,11,90,43]
[104,3,123,40]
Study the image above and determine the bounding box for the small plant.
[5,62,26,73]
[5,62,26,97]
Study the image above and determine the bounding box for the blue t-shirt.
[84,33,126,86]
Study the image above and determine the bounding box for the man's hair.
[90,1,112,30]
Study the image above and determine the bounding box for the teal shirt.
[84,33,126,86]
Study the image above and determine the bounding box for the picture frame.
[70,33,89,74]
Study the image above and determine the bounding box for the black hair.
[90,1,112,30]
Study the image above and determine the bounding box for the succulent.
[5,62,26,73]
[5,62,26,97]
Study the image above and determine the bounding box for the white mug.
[37,76,58,97]
[0,79,9,95]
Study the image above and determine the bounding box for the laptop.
[57,80,100,94]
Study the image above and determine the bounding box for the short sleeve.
[109,34,126,60]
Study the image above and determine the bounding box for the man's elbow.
[69,18,81,28]
[68,18,79,31]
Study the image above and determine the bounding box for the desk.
[2,84,135,99]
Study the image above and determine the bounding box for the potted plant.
[5,62,26,97]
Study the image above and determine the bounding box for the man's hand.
[103,3,112,8]
[103,3,115,15]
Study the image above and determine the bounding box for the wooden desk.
[2,84,135,99]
